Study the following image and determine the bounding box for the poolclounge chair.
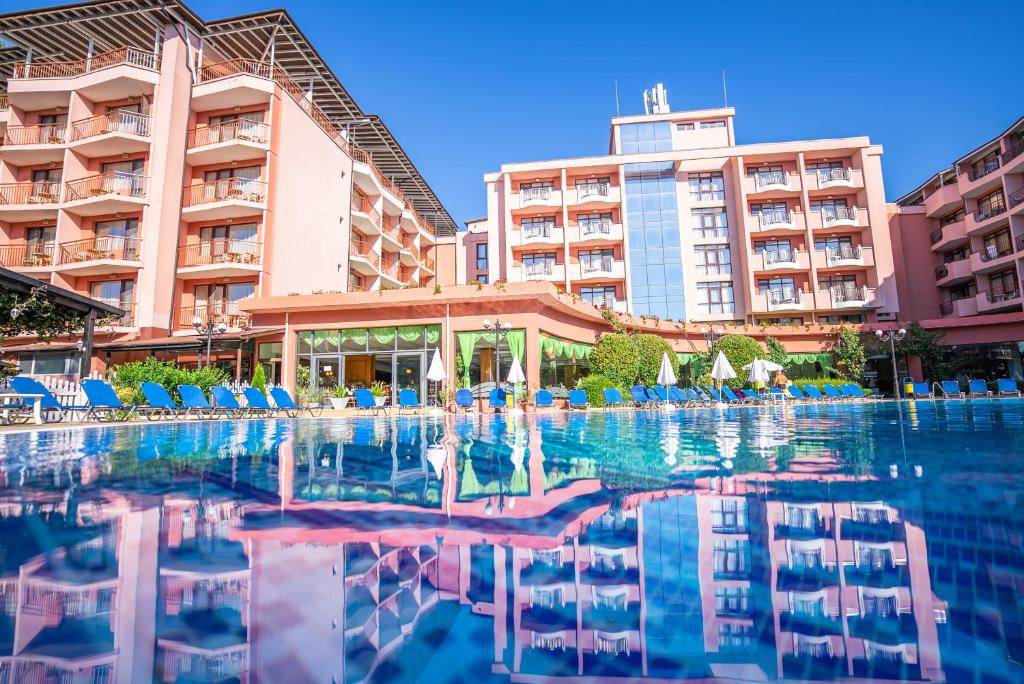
[669,386,693,406]
[568,389,589,410]
[140,382,186,420]
[602,387,628,408]
[398,388,421,414]
[210,386,249,418]
[630,386,651,408]
[81,379,139,421]
[787,386,810,401]
[801,385,826,401]
[455,388,474,412]
[968,379,991,398]
[535,389,554,409]
[242,387,278,417]
[719,386,747,404]
[941,380,965,399]
[9,376,88,422]
[489,387,507,412]
[178,384,230,419]
[911,383,932,399]
[821,384,845,401]
[354,388,387,416]
[997,378,1021,397]
[269,387,323,417]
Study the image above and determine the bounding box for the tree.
[632,334,678,387]
[589,333,640,388]
[0,287,84,343]
[830,324,866,381]
[764,335,789,372]
[709,335,762,388]
[250,364,267,393]
[897,321,948,381]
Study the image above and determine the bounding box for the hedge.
[589,333,640,388]
[709,334,763,388]
[632,334,678,387]
[577,374,627,408]
[108,357,230,404]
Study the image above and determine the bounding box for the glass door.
[394,352,423,405]
[312,356,341,390]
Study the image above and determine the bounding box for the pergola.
[0,0,457,236]
[1,267,124,380]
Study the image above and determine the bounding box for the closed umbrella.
[710,351,737,387]
[746,358,771,386]
[426,443,446,480]
[656,352,677,410]
[426,348,445,408]
[507,356,526,414]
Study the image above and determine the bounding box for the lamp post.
[874,328,907,399]
[482,318,513,392]
[193,316,228,369]
[700,325,725,349]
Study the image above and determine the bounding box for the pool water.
[0,400,1023,683]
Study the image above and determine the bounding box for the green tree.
[250,363,267,393]
[830,324,866,381]
[1,288,85,343]
[108,357,229,403]
[589,333,640,387]
[897,321,947,381]
[764,336,789,372]
[709,334,762,388]
[576,374,626,408]
[632,333,678,387]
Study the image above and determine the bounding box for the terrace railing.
[188,118,268,147]
[934,265,948,281]
[520,186,552,203]
[579,219,612,236]
[974,204,1006,223]
[983,288,1021,304]
[754,170,788,189]
[3,123,66,145]
[826,244,863,263]
[1009,187,1024,209]
[11,47,159,79]
[979,243,1013,262]
[816,167,852,184]
[178,240,261,267]
[0,243,55,267]
[966,158,1001,181]
[0,181,61,205]
[59,236,140,264]
[349,240,381,270]
[177,302,251,330]
[183,178,265,207]
[830,285,868,303]
[576,181,609,197]
[70,110,151,141]
[581,255,614,274]
[65,172,147,201]
[930,228,943,244]
[822,206,858,223]
[1001,139,1024,165]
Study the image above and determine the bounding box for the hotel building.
[0,0,457,384]
[459,88,901,327]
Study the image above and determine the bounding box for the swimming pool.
[0,400,1022,683]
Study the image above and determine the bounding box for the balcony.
[176,303,251,331]
[1002,139,1024,175]
[397,267,419,288]
[100,302,136,328]
[753,290,810,313]
[350,148,406,211]
[9,48,160,109]
[809,206,865,230]
[349,239,381,275]
[754,249,808,272]
[379,258,404,287]
[0,181,61,221]
[806,167,863,193]
[1010,188,1024,215]
[568,182,620,208]
[958,157,1003,198]
[181,178,266,221]
[511,262,564,282]
[186,118,269,166]
[969,243,1017,274]
[512,186,562,211]
[381,218,404,251]
[420,253,436,273]
[68,110,151,157]
[516,224,563,247]
[976,287,1021,314]
[571,256,626,282]
[814,245,874,269]
[192,59,276,111]
[351,195,383,236]
[55,236,141,276]
[923,182,963,218]
[177,240,262,280]
[934,258,973,286]
[567,220,624,245]
[939,296,978,318]
[64,172,147,216]
[0,123,66,164]
[929,219,969,252]
[399,238,420,266]
[0,243,56,273]
[817,285,881,310]
[743,170,799,195]
[966,204,1008,236]
[750,209,802,233]
[580,294,627,313]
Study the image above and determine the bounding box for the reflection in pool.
[0,400,1023,682]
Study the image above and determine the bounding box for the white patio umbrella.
[656,352,677,411]
[710,351,737,387]
[507,355,526,415]
[426,443,446,480]
[742,357,783,373]
[426,348,445,408]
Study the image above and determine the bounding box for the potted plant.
[329,385,350,410]
[437,386,453,412]
[370,381,390,407]
[521,383,538,413]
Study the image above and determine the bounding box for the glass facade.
[619,122,673,154]
[624,161,685,319]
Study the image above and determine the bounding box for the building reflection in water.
[0,407,1020,682]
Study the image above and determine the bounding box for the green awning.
[787,352,834,373]
[540,333,592,362]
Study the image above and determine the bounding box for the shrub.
[632,333,677,387]
[250,364,267,393]
[765,335,789,372]
[108,357,229,404]
[589,333,640,388]
[830,324,866,381]
[576,374,624,408]
[789,377,867,393]
[709,334,763,388]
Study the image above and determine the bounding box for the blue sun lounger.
[242,387,278,417]
[140,382,187,420]
[178,385,230,418]
[398,388,421,414]
[455,388,474,411]
[911,383,932,399]
[535,389,555,408]
[997,378,1021,397]
[940,380,965,398]
[211,386,249,417]
[787,386,810,401]
[568,389,589,410]
[800,385,826,401]
[9,376,88,422]
[269,387,323,417]
[354,387,387,416]
[602,387,629,408]
[81,379,140,421]
[630,386,651,408]
[968,379,990,397]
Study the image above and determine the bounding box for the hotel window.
[990,268,1019,297]
[755,239,793,256]
[31,167,62,196]
[948,281,977,301]
[746,164,783,177]
[581,286,617,307]
[676,122,695,131]
[819,274,857,290]
[750,201,789,221]
[758,276,796,294]
[477,274,489,284]
[619,121,672,153]
[701,120,726,129]
[940,208,966,226]
[575,176,610,191]
[198,223,257,260]
[712,539,750,578]
[521,216,556,238]
[475,243,488,270]
[718,624,753,652]
[805,160,845,171]
[691,208,728,238]
[520,181,553,190]
[814,236,853,252]
[976,189,1006,218]
[580,248,614,272]
[810,198,848,212]
[90,279,134,307]
[207,110,266,142]
[95,218,140,259]
[943,246,970,263]
[763,317,805,325]
[17,351,80,376]
[968,149,1000,179]
[711,498,748,533]
[194,282,256,313]
[522,252,556,276]
[694,244,731,275]
[577,212,613,235]
[715,587,751,617]
[982,229,1012,259]
[25,226,55,251]
[203,165,261,201]
[819,314,864,324]
[689,171,725,202]
[696,282,735,315]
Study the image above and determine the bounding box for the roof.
[0,0,457,236]
[0,267,124,317]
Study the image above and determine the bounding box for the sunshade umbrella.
[711,351,737,387]
[657,352,677,410]
[742,358,783,373]
[426,348,445,408]
[426,444,446,480]
[507,356,526,414]
[746,358,772,385]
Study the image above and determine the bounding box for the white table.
[0,393,44,425]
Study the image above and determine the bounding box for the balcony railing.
[831,285,868,303]
[754,170,788,189]
[3,123,66,145]
[421,254,435,271]
[939,300,954,316]
[768,290,803,309]
[1016,234,1024,252]
[576,181,609,197]
[1001,140,1024,165]
[934,265,948,281]
[381,258,401,279]
[400,238,420,261]
[398,267,418,287]
[381,218,403,244]
[520,186,552,203]
[70,110,151,141]
[930,228,943,244]
[966,158,1000,181]
[983,288,1021,304]
[584,294,617,309]
[816,167,852,184]
[979,243,1013,262]
[757,209,791,227]
[350,240,380,270]
[352,193,382,229]
[177,302,251,330]
[65,172,147,201]
[582,255,614,274]
[974,205,1006,223]
[822,206,858,223]
[0,94,7,110]
[0,243,55,267]
[59,236,140,263]
[188,118,268,147]
[179,240,261,267]
[826,245,863,263]
[523,225,553,240]
[524,261,554,277]
[11,47,160,79]
[183,177,265,207]
[579,220,613,236]
[765,248,797,265]
[1009,187,1024,209]
[0,181,61,205]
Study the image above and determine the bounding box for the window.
[577,212,613,235]
[701,120,726,129]
[694,244,731,275]
[194,282,256,314]
[575,176,610,190]
[475,243,488,270]
[754,239,792,255]
[522,252,556,277]
[976,189,1006,218]
[691,208,728,238]
[810,198,849,212]
[746,164,783,177]
[943,246,970,263]
[758,276,797,295]
[477,274,489,284]
[581,286,617,307]
[31,167,61,196]
[715,587,751,617]
[95,218,141,259]
[676,122,695,131]
[17,352,80,376]
[805,160,845,171]
[625,161,683,319]
[711,499,748,533]
[579,248,614,273]
[968,149,1000,179]
[762,317,805,325]
[982,229,1012,259]
[520,181,554,190]
[689,172,724,202]
[819,314,864,324]
[990,268,1019,297]
[750,201,789,224]
[713,539,750,578]
[947,281,977,301]
[25,226,55,248]
[90,279,134,305]
[521,216,556,238]
[208,110,266,141]
[696,282,735,315]
[819,274,857,290]
[619,122,672,154]
[940,208,966,226]
[718,624,753,652]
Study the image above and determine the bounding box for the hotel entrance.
[298,325,440,405]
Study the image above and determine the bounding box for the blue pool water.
[0,400,1023,683]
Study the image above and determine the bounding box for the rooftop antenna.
[613,80,620,117]
[722,68,728,107]
[643,83,669,115]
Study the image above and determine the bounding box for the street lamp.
[482,318,513,391]
[874,328,907,399]
[193,315,228,369]
[700,325,725,349]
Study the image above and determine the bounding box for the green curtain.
[371,327,396,346]
[313,330,340,353]
[398,326,423,344]
[787,352,835,374]
[341,328,368,346]
[425,325,441,345]
[297,331,313,354]
[506,329,525,362]
[456,332,483,387]
[539,332,592,361]
[459,451,482,498]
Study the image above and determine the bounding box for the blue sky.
[8,0,1023,226]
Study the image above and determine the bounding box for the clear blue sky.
[8,0,1023,226]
